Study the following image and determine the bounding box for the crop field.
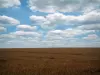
[0,48,100,75]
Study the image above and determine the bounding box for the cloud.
[30,15,46,23]
[46,29,95,40]
[43,29,96,47]
[0,15,20,26]
[0,30,99,48]
[1,40,100,48]
[0,26,6,32]
[11,31,42,41]
[30,11,100,29]
[12,31,42,39]
[30,13,80,29]
[81,11,100,25]
[0,0,21,8]
[63,29,95,37]
[0,34,16,39]
[77,24,100,30]
[28,0,100,13]
[83,34,99,40]
[0,30,42,45]
[46,30,64,41]
[17,25,37,31]
[0,30,42,40]
[0,33,16,43]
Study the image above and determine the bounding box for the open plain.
[0,48,100,75]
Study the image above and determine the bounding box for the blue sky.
[0,0,100,48]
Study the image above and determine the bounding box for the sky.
[0,0,100,48]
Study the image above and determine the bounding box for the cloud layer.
[30,11,100,30]
[28,0,100,13]
[83,34,98,40]
[0,26,6,32]
[17,25,37,31]
[0,0,100,48]
[0,15,20,26]
[0,0,21,8]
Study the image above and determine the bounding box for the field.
[0,48,100,75]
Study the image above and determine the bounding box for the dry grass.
[0,48,100,75]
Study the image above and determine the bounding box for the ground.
[0,48,100,75]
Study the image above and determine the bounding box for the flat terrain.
[0,48,100,75]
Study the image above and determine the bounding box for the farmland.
[0,48,100,75]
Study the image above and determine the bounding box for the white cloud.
[30,13,80,29]
[0,33,16,44]
[12,31,42,38]
[77,24,100,30]
[11,31,42,41]
[45,13,78,25]
[0,31,100,48]
[46,29,95,41]
[0,30,42,45]
[46,30,64,41]
[83,34,99,40]
[17,25,37,31]
[0,15,20,25]
[0,0,21,8]
[30,11,100,29]
[1,40,100,48]
[0,33,16,39]
[64,29,95,37]
[28,0,100,13]
[0,30,42,40]
[30,15,46,23]
[81,11,100,25]
[0,26,6,32]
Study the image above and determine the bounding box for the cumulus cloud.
[64,29,95,37]
[30,13,80,29]
[83,34,98,40]
[43,29,96,47]
[0,30,42,45]
[0,30,100,48]
[12,31,42,38]
[0,34,16,39]
[30,15,46,23]
[77,24,100,30]
[17,25,37,31]
[28,0,100,13]
[46,29,95,41]
[0,0,21,8]
[0,26,6,32]
[0,33,16,43]
[81,11,100,25]
[0,15,20,26]
[30,11,100,29]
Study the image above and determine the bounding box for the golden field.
[0,48,100,75]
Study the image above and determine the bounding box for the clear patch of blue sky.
[62,12,83,16]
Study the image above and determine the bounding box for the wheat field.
[0,48,100,75]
